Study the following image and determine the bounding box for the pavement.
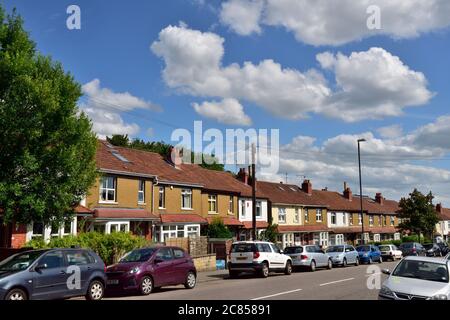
[104,260,399,300]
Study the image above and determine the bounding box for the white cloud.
[220,0,264,35]
[219,0,450,46]
[404,115,450,151]
[80,79,161,138]
[151,26,432,123]
[377,124,403,139]
[317,48,433,122]
[192,98,252,126]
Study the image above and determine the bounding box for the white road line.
[251,289,303,300]
[319,278,354,286]
[365,272,381,277]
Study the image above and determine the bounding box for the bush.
[204,218,233,238]
[259,224,279,243]
[25,232,151,265]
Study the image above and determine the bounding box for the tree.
[259,223,279,243]
[0,7,97,226]
[204,218,233,238]
[106,134,129,147]
[398,189,439,241]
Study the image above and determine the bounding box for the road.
[104,260,398,300]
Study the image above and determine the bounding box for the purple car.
[106,246,197,295]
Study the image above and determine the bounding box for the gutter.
[98,168,157,179]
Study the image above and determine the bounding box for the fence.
[165,236,208,258]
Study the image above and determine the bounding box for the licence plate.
[107,279,119,285]
[236,257,247,260]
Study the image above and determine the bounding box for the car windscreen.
[356,246,371,252]
[378,245,390,251]
[119,248,156,263]
[231,243,256,253]
[392,260,449,283]
[423,244,434,250]
[0,251,44,272]
[284,247,303,254]
[326,246,344,253]
[400,243,413,248]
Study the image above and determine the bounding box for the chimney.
[237,168,249,185]
[344,187,352,201]
[167,146,182,169]
[344,181,347,191]
[436,203,442,213]
[375,193,384,205]
[302,179,312,195]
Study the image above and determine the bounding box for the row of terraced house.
[1,139,450,249]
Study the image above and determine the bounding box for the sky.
[4,0,450,205]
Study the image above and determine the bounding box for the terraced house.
[435,203,450,242]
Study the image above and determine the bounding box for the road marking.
[319,278,354,286]
[365,272,381,277]
[251,289,303,300]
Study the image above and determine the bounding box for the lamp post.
[358,138,366,245]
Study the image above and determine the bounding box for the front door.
[32,250,70,299]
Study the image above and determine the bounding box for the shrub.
[259,224,279,243]
[204,218,233,238]
[25,232,151,265]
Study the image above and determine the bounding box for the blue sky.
[4,0,450,204]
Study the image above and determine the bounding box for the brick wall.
[188,236,208,257]
[193,254,216,272]
[10,223,27,249]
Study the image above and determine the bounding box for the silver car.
[326,244,359,267]
[379,256,450,300]
[284,245,332,272]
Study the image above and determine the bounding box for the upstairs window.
[278,208,286,223]
[256,201,262,218]
[138,180,145,203]
[294,208,300,223]
[390,216,395,226]
[316,209,323,222]
[304,210,309,223]
[369,215,374,226]
[240,200,246,218]
[208,195,217,213]
[229,196,234,214]
[181,189,193,209]
[100,176,116,202]
[331,212,336,225]
[158,186,165,208]
[349,214,354,225]
[358,214,363,225]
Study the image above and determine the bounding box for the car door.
[347,246,357,263]
[64,250,95,296]
[269,243,285,269]
[171,248,189,284]
[152,247,175,287]
[314,245,327,266]
[31,250,70,300]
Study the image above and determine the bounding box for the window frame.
[228,196,234,214]
[99,176,117,203]
[294,208,300,223]
[278,208,286,223]
[181,188,193,210]
[138,180,145,204]
[208,194,218,213]
[256,201,262,218]
[158,186,165,209]
[330,212,336,225]
[316,209,323,222]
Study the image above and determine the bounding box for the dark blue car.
[0,248,107,300]
[356,245,383,264]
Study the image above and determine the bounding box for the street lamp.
[357,138,366,245]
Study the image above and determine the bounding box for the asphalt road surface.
[104,260,399,300]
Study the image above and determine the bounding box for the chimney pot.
[302,179,312,195]
[436,203,442,213]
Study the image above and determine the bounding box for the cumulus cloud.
[80,79,161,138]
[219,0,264,35]
[219,0,450,46]
[192,98,252,125]
[151,26,432,123]
[377,124,403,139]
[403,115,450,151]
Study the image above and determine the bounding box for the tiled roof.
[277,225,331,233]
[438,207,450,220]
[93,208,159,220]
[242,221,269,229]
[206,216,244,226]
[331,226,398,234]
[74,205,93,215]
[159,214,207,224]
[96,140,265,197]
[256,181,326,206]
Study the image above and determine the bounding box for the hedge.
[25,232,151,265]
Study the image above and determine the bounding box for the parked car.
[106,246,196,295]
[437,242,450,256]
[379,256,450,300]
[378,244,402,261]
[399,242,426,256]
[0,248,107,300]
[326,244,359,267]
[356,245,383,264]
[424,243,443,257]
[446,253,450,260]
[284,245,332,272]
[228,241,292,278]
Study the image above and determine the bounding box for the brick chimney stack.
[344,187,353,201]
[237,168,249,185]
[375,193,384,205]
[436,203,442,213]
[302,179,312,195]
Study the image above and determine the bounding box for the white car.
[378,244,403,261]
[228,241,292,278]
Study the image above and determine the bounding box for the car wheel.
[284,261,292,275]
[140,276,154,295]
[379,256,383,263]
[310,260,316,272]
[327,259,333,270]
[342,258,347,268]
[229,270,239,279]
[354,257,359,266]
[184,271,197,289]
[260,262,269,278]
[85,280,104,301]
[5,288,27,301]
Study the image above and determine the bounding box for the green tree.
[204,218,233,238]
[0,7,97,226]
[106,134,130,147]
[398,189,439,242]
[259,223,279,242]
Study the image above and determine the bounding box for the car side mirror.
[34,263,48,271]
[279,250,284,254]
[382,269,391,275]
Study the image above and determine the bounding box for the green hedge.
[25,232,151,265]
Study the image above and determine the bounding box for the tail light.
[104,264,107,273]
[253,251,260,259]
[412,248,417,253]
[300,255,308,260]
